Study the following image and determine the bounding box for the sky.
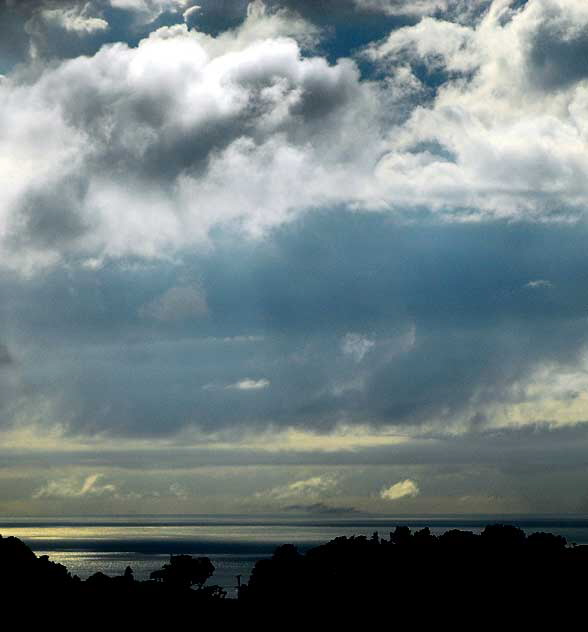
[2,0,588,516]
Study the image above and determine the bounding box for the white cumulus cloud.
[370,0,588,220]
[226,378,270,391]
[38,8,108,34]
[256,475,338,501]
[0,4,379,272]
[380,478,420,500]
[33,473,117,499]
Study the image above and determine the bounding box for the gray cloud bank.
[2,213,588,440]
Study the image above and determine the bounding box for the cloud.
[341,333,376,362]
[139,285,208,321]
[524,0,588,91]
[226,378,270,391]
[7,1,588,274]
[354,0,452,16]
[169,481,189,498]
[109,0,192,23]
[257,475,338,501]
[0,4,375,271]
[3,211,588,440]
[2,2,588,452]
[23,2,111,60]
[369,15,476,71]
[5,1,588,517]
[183,4,200,22]
[33,473,117,498]
[380,478,420,500]
[37,8,108,34]
[368,0,588,220]
[525,279,553,289]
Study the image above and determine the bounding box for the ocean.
[3,514,588,597]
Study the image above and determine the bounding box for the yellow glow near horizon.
[0,422,412,454]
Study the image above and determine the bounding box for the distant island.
[3,524,585,622]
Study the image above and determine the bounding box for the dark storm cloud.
[64,66,362,187]
[4,212,588,437]
[526,15,588,90]
[47,39,364,179]
[13,177,91,250]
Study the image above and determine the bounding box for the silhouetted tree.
[527,531,567,552]
[154,555,214,590]
[390,525,411,545]
[481,523,526,547]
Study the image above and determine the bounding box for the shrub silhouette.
[150,554,215,590]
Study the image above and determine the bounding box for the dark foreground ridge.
[2,524,587,623]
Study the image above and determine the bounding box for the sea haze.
[4,514,588,596]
